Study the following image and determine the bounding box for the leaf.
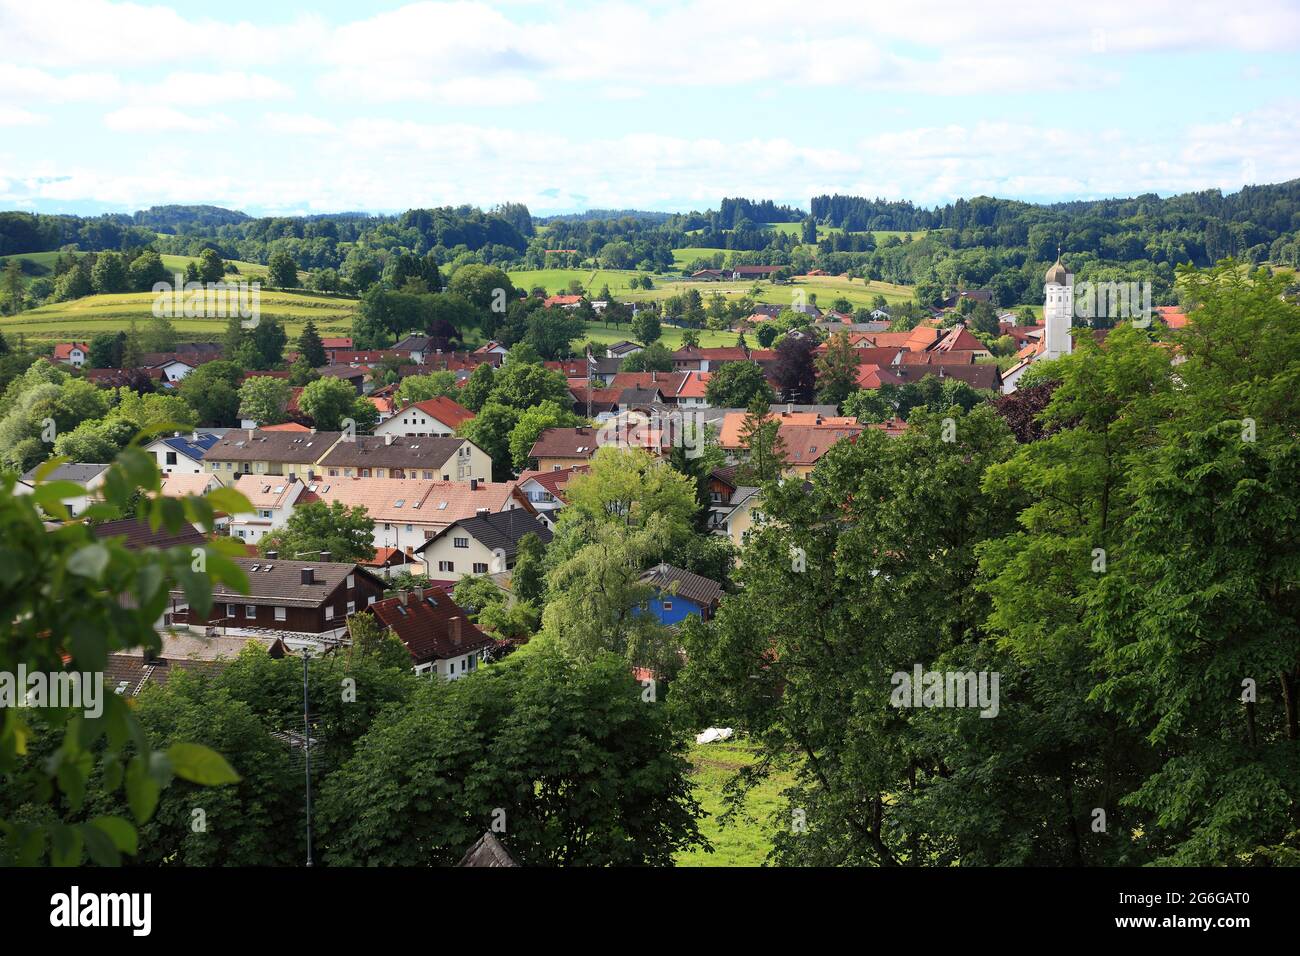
[166,743,241,786]
[66,543,110,580]
[88,816,138,856]
[125,757,160,823]
[31,481,90,508]
[49,824,83,867]
[204,487,253,516]
[80,822,121,867]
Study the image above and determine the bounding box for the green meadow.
[675,739,794,867]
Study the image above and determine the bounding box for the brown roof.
[319,435,470,471]
[778,423,865,466]
[528,426,602,460]
[407,396,474,429]
[717,410,858,449]
[171,558,379,608]
[369,586,494,664]
[207,429,342,464]
[639,562,724,608]
[91,516,208,551]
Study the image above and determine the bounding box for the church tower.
[1043,253,1073,360]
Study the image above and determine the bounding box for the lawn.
[580,320,738,349]
[676,738,794,867]
[3,289,359,343]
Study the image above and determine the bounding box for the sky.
[1,0,1298,217]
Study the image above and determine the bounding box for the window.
[165,451,178,465]
[453,537,469,549]
[245,604,257,618]
[346,600,355,614]
[324,605,334,620]
[274,607,286,621]
[472,562,488,574]
[423,470,433,480]
[438,561,455,573]
[449,660,456,675]
[227,603,237,618]
[405,524,413,533]
[346,574,354,588]
[662,600,673,611]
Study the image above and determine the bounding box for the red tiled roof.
[543,294,583,308]
[410,396,475,429]
[369,587,494,664]
[261,422,311,432]
[53,342,89,359]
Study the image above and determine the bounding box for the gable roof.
[369,586,493,663]
[458,831,521,867]
[319,435,469,471]
[155,432,220,461]
[91,516,208,551]
[21,462,110,483]
[207,429,341,463]
[53,342,89,358]
[639,562,724,608]
[929,324,987,353]
[403,395,475,429]
[528,426,602,460]
[300,476,528,525]
[517,465,587,502]
[418,509,553,561]
[182,558,378,608]
[778,423,865,466]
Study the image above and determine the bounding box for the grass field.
[4,250,268,287]
[676,739,794,867]
[3,289,359,342]
[580,320,738,349]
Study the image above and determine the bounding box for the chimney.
[475,508,489,516]
[384,433,394,445]
[318,551,331,563]
[470,478,478,491]
[247,428,254,440]
[310,427,317,435]
[266,550,278,559]
[300,568,315,585]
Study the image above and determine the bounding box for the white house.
[373,396,475,439]
[53,343,89,368]
[227,474,308,544]
[145,432,220,475]
[16,462,109,517]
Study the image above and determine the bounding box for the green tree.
[815,330,860,407]
[297,318,327,368]
[396,371,458,406]
[705,360,772,408]
[298,376,358,430]
[631,310,662,346]
[237,375,291,425]
[260,500,375,563]
[128,250,169,291]
[487,361,570,412]
[316,649,705,866]
[197,249,225,283]
[508,400,580,471]
[91,251,129,294]
[736,397,787,483]
[179,360,243,426]
[457,402,519,482]
[267,252,299,288]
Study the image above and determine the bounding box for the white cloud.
[103,106,232,133]
[262,112,336,136]
[0,107,48,127]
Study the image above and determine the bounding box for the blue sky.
[1,0,1298,217]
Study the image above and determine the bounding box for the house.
[473,341,510,358]
[588,355,624,385]
[638,562,724,624]
[778,423,865,478]
[105,634,287,697]
[516,466,586,519]
[368,586,495,678]
[672,346,749,372]
[715,409,859,452]
[713,484,763,548]
[416,509,553,584]
[392,334,438,365]
[321,336,353,350]
[299,476,533,555]
[856,362,1001,393]
[53,342,90,367]
[528,425,604,471]
[16,462,110,517]
[204,429,343,482]
[605,340,643,359]
[360,546,421,580]
[458,832,521,867]
[542,294,584,309]
[319,434,490,482]
[167,557,386,645]
[160,471,222,500]
[227,473,308,544]
[90,515,209,551]
[928,323,991,358]
[567,382,620,417]
[373,396,474,438]
[145,431,220,475]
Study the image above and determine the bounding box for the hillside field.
[2,289,358,343]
